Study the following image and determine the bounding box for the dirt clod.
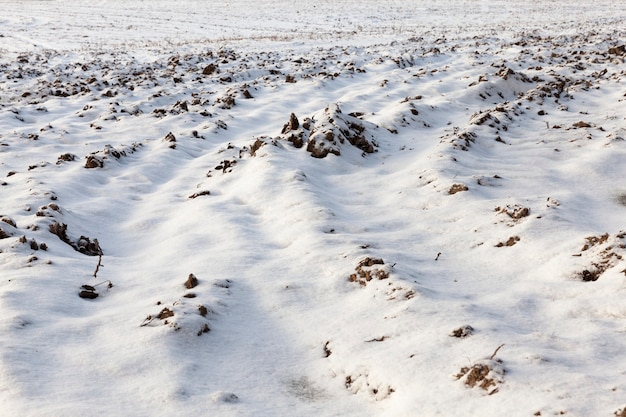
[56,153,76,164]
[349,257,390,286]
[580,269,600,282]
[581,233,609,251]
[250,138,266,156]
[84,155,104,168]
[306,104,376,158]
[197,323,210,336]
[157,307,174,320]
[282,113,300,134]
[1,217,16,227]
[496,205,531,220]
[456,346,504,395]
[202,64,217,75]
[323,341,332,357]
[457,363,497,391]
[198,304,208,317]
[49,222,69,243]
[450,325,474,338]
[49,222,102,256]
[185,273,199,289]
[449,184,468,195]
[575,232,625,281]
[76,236,102,256]
[496,236,520,247]
[188,190,211,199]
[79,290,99,299]
[164,132,176,149]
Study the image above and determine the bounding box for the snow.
[1,1,626,416]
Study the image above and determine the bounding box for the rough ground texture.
[1,1,626,416]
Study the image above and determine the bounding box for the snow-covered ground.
[1,1,626,416]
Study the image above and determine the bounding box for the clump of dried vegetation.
[574,232,626,282]
[348,257,390,286]
[448,183,468,195]
[495,204,531,220]
[455,344,505,395]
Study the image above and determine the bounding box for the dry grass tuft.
[456,344,505,395]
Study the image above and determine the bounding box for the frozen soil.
[1,1,626,416]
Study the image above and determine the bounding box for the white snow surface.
[1,1,626,416]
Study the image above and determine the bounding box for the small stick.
[93,253,103,278]
[365,336,387,342]
[92,238,103,278]
[140,316,156,327]
[489,344,505,360]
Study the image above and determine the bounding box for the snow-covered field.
[2,1,626,416]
